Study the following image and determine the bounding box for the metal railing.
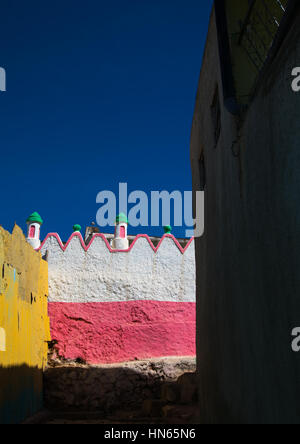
[238,0,288,72]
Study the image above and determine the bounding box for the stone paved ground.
[44,357,197,414]
[36,357,199,424]
[41,406,198,424]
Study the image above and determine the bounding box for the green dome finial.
[163,225,172,234]
[116,213,129,224]
[26,212,43,225]
[73,224,82,233]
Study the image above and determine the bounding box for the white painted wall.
[40,235,196,303]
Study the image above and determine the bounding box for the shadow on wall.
[0,365,43,424]
[43,360,198,422]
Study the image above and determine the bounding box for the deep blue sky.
[0,0,212,240]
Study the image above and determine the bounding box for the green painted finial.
[26,212,43,225]
[116,213,129,224]
[164,225,172,234]
[73,224,82,233]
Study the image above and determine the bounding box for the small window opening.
[29,225,36,238]
[211,86,221,147]
[199,153,206,191]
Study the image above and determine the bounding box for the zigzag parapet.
[39,232,195,254]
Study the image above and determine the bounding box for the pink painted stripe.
[49,301,196,364]
[39,232,194,254]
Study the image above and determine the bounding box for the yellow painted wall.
[0,225,50,424]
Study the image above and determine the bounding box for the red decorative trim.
[38,232,194,254]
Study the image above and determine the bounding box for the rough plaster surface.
[41,233,196,303]
[0,225,50,424]
[191,7,300,424]
[49,301,196,364]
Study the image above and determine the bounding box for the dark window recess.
[199,154,206,191]
[211,87,221,147]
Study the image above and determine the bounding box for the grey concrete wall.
[191,7,300,424]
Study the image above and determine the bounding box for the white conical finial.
[26,212,43,250]
[112,213,129,250]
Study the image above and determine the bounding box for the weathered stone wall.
[44,357,196,418]
[191,6,300,424]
